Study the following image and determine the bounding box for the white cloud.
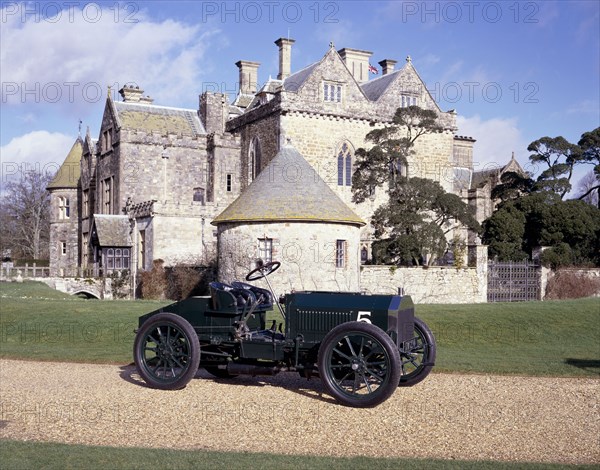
[1,131,75,185]
[314,19,361,50]
[457,114,530,171]
[0,5,220,108]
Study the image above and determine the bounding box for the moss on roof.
[114,102,205,136]
[212,144,365,226]
[47,138,82,189]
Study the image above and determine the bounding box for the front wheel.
[318,322,401,408]
[398,316,436,387]
[133,313,200,390]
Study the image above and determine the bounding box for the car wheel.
[318,321,401,408]
[398,316,436,387]
[133,312,200,390]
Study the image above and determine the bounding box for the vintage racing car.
[133,261,436,407]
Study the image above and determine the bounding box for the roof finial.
[406,55,412,63]
[329,40,335,49]
[511,151,515,160]
[78,119,82,137]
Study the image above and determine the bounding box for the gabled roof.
[283,62,319,92]
[360,70,399,101]
[47,138,82,189]
[212,144,365,226]
[91,215,130,247]
[112,101,205,136]
[471,153,526,189]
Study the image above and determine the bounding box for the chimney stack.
[119,85,144,102]
[338,48,374,83]
[235,60,260,95]
[378,59,397,76]
[275,37,295,80]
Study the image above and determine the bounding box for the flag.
[368,64,378,74]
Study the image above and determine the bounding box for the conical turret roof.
[212,144,364,226]
[47,138,82,189]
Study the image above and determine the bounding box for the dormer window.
[323,82,342,103]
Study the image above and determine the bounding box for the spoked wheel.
[133,313,200,390]
[398,316,436,387]
[318,322,401,408]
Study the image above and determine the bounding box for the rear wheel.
[133,313,200,390]
[398,316,436,387]
[318,322,401,408]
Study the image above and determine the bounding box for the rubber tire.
[318,321,401,408]
[133,312,200,390]
[398,316,436,387]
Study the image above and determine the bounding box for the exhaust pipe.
[227,363,281,376]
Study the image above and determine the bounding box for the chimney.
[275,37,295,80]
[235,60,260,95]
[118,85,144,102]
[378,59,397,76]
[338,48,373,83]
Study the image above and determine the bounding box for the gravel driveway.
[0,359,598,465]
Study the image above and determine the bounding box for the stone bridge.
[40,277,107,299]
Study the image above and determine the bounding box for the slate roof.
[212,144,365,226]
[113,101,205,136]
[283,62,319,92]
[47,138,83,189]
[360,70,400,101]
[92,215,130,247]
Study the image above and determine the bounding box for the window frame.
[336,240,346,268]
[258,237,273,264]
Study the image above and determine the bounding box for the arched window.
[248,137,262,183]
[336,142,353,186]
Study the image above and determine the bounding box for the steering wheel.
[246,261,281,281]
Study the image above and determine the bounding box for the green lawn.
[1,282,598,469]
[1,281,599,377]
[0,440,594,470]
[0,281,169,363]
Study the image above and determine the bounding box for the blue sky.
[1,0,599,192]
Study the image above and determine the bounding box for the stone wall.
[217,221,361,293]
[48,187,79,277]
[360,265,487,304]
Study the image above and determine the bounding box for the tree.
[576,170,599,207]
[352,106,480,266]
[482,191,600,266]
[0,171,52,259]
[527,136,582,198]
[370,177,481,266]
[352,106,443,203]
[577,127,600,207]
[490,170,535,204]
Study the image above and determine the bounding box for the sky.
[1,0,599,193]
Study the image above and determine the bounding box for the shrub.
[138,260,215,300]
[545,269,600,300]
[139,259,168,300]
[166,265,214,300]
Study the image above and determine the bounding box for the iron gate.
[487,260,541,302]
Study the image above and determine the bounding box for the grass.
[0,440,595,470]
[0,281,599,377]
[1,282,598,469]
[0,281,169,363]
[416,299,600,377]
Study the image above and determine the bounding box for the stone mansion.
[47,38,520,291]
